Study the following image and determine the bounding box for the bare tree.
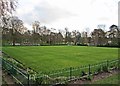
[32,21,40,33]
[64,27,72,44]
[0,0,17,17]
[97,24,106,31]
[76,31,81,45]
[71,30,81,45]
[57,31,63,44]
[81,31,88,45]
[8,16,24,46]
[0,0,18,46]
[31,21,42,45]
[2,16,24,46]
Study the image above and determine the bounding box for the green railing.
[37,58,119,85]
[2,53,119,85]
[2,58,28,85]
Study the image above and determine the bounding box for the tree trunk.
[12,29,15,46]
[13,38,15,46]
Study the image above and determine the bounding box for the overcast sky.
[14,0,119,32]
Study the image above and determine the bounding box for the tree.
[81,31,88,45]
[22,30,31,45]
[72,30,77,45]
[57,31,63,44]
[2,16,28,46]
[64,27,68,44]
[108,25,119,45]
[76,31,81,45]
[64,27,72,44]
[91,29,105,46]
[0,0,17,17]
[0,0,18,46]
[32,21,40,33]
[8,16,24,46]
[31,21,41,45]
[71,30,81,45]
[0,0,18,28]
[110,25,119,31]
[2,28,12,45]
[97,24,106,31]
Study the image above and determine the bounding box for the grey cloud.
[19,1,75,24]
[98,17,110,21]
[90,0,97,4]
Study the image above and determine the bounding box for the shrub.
[35,77,43,85]
[77,43,88,46]
[87,75,93,81]
[89,71,92,75]
[97,67,101,73]
[102,65,108,72]
[110,64,114,69]
[81,71,87,76]
[97,44,119,48]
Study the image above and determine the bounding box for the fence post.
[88,64,91,76]
[28,74,29,86]
[118,58,120,70]
[107,60,109,71]
[70,67,72,80]
[11,63,13,74]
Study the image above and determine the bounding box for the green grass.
[93,74,119,84]
[2,46,118,72]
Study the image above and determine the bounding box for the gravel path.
[2,70,15,85]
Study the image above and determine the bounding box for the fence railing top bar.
[42,58,118,75]
[2,58,28,78]
[2,52,27,67]
[2,51,119,78]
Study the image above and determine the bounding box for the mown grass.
[93,74,119,84]
[2,46,118,72]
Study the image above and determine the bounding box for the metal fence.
[2,58,30,85]
[2,55,119,85]
[38,58,119,85]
